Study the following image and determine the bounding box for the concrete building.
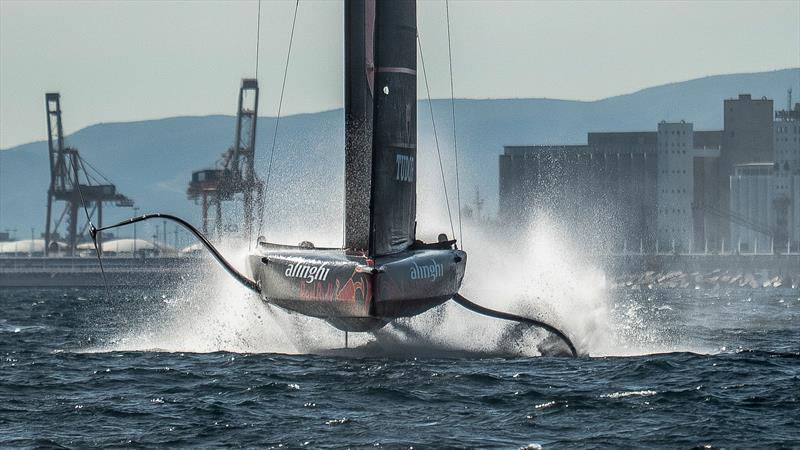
[730,163,775,253]
[723,103,799,254]
[691,130,723,249]
[772,103,800,248]
[719,94,774,243]
[656,121,694,251]
[499,135,658,251]
[790,173,800,250]
[499,128,717,252]
[587,132,659,250]
[499,94,794,254]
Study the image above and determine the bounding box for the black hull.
[248,243,466,332]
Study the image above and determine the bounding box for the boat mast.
[344,0,417,256]
[344,0,376,252]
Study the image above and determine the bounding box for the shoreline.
[610,270,798,290]
[1,254,798,289]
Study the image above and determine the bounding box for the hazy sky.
[1,0,798,149]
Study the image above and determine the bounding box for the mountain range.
[1,68,798,243]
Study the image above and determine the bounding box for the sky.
[1,0,798,149]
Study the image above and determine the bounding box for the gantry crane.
[188,79,263,239]
[44,93,134,256]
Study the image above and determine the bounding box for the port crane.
[187,79,263,239]
[44,93,134,256]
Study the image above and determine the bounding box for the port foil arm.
[96,213,262,295]
[452,293,578,357]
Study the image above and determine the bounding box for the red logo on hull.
[297,269,372,307]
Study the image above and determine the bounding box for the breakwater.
[601,254,800,289]
[2,254,798,289]
[0,256,200,288]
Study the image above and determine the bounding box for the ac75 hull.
[247,243,467,332]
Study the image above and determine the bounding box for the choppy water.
[1,286,798,448]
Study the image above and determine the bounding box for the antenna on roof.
[255,0,262,79]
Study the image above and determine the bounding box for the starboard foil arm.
[452,293,578,357]
[95,213,262,295]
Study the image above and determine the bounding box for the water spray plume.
[89,188,700,356]
[93,209,697,357]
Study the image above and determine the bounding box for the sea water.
[2,219,799,447]
[1,285,797,448]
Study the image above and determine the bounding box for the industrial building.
[499,94,800,254]
[499,133,658,251]
[656,121,695,251]
[729,163,775,252]
[772,102,800,248]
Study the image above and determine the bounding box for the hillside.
[1,68,798,244]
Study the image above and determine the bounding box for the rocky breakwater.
[612,270,799,290]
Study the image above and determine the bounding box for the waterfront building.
[499,94,795,254]
[499,137,657,251]
[719,94,775,244]
[691,131,722,251]
[657,121,694,251]
[729,163,775,253]
[772,103,800,249]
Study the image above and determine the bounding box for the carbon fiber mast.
[344,0,417,256]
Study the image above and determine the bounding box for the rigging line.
[73,157,110,299]
[255,0,262,78]
[53,204,68,231]
[79,204,99,235]
[81,166,104,187]
[80,157,112,185]
[445,0,463,249]
[417,34,457,243]
[248,0,263,251]
[256,0,299,239]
